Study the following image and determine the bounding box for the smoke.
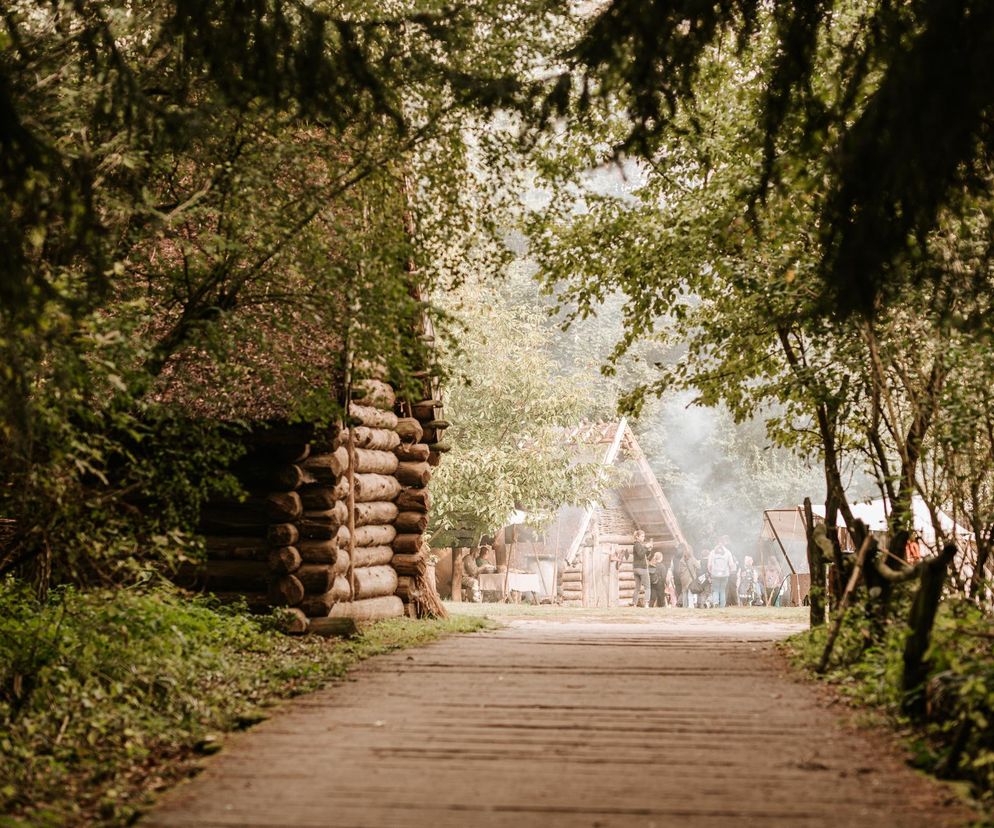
[638,391,823,561]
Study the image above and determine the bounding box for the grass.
[0,581,490,827]
[444,600,808,624]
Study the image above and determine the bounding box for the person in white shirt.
[707,536,736,608]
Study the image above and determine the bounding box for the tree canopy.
[559,0,994,315]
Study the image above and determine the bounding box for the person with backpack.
[707,536,736,608]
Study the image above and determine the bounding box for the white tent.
[812,495,972,552]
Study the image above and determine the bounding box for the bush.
[784,594,994,816]
[0,580,488,826]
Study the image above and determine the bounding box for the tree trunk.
[395,443,430,463]
[307,617,359,637]
[393,534,428,555]
[451,548,466,602]
[296,563,336,595]
[354,448,399,475]
[352,524,397,547]
[299,483,347,511]
[354,379,396,409]
[352,545,395,567]
[269,574,305,607]
[299,505,347,539]
[353,473,402,503]
[395,417,424,443]
[395,461,431,488]
[267,545,302,575]
[395,511,429,534]
[391,552,426,576]
[902,543,957,716]
[267,523,300,546]
[300,576,352,616]
[280,607,309,634]
[174,560,269,590]
[349,403,398,430]
[203,536,269,560]
[298,539,339,564]
[198,509,269,537]
[301,448,349,482]
[352,426,401,452]
[262,492,303,522]
[354,501,399,526]
[804,498,827,627]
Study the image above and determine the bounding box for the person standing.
[707,536,736,608]
[649,549,668,607]
[676,547,700,608]
[737,556,761,606]
[629,530,653,607]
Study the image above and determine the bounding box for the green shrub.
[784,595,994,815]
[0,580,489,826]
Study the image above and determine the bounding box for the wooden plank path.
[145,616,970,827]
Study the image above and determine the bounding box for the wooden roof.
[563,419,689,561]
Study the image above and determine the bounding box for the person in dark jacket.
[676,547,701,608]
[629,530,653,607]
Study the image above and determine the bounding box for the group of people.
[625,531,781,608]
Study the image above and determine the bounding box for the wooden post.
[817,534,874,673]
[502,526,516,602]
[451,547,466,602]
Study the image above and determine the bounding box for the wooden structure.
[465,420,688,607]
[182,370,447,630]
[555,420,689,607]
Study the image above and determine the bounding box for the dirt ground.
[144,608,973,827]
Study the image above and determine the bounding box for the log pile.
[188,373,448,629]
[190,423,350,632]
[555,548,639,607]
[560,561,583,606]
[618,559,636,606]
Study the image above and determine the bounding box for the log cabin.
[434,419,689,607]
[173,308,447,631]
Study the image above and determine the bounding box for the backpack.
[710,549,731,578]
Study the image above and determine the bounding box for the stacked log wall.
[390,396,444,617]
[190,376,444,629]
[191,423,347,634]
[555,545,638,607]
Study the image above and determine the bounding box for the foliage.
[0,579,489,827]
[559,0,994,315]
[529,2,994,576]
[784,595,994,815]
[0,0,562,589]
[428,280,611,545]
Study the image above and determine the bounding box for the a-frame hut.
[491,419,689,607]
[557,419,689,607]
